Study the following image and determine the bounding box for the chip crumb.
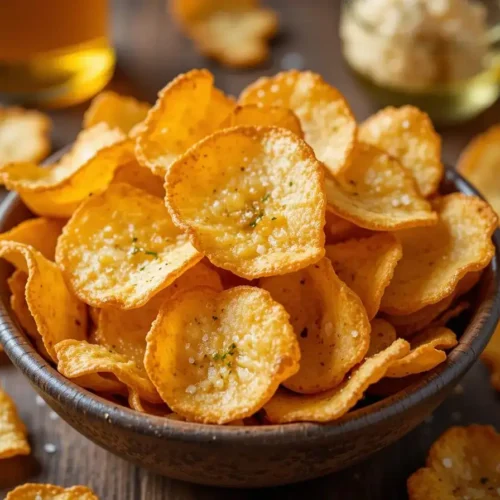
[44,443,57,454]
[48,411,59,421]
[35,395,46,407]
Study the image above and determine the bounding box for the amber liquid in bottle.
[0,0,115,108]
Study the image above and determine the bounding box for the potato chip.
[71,373,126,396]
[111,159,165,198]
[324,210,372,244]
[481,322,500,392]
[8,270,38,340]
[5,484,99,500]
[359,106,443,197]
[0,387,30,459]
[264,339,410,423]
[56,183,202,309]
[324,143,437,230]
[0,218,65,263]
[166,126,326,279]
[366,318,397,357]
[457,125,500,217]
[83,91,150,135]
[128,389,171,416]
[407,425,500,500]
[381,194,497,315]
[145,286,300,424]
[10,139,136,219]
[221,105,303,136]
[384,272,480,337]
[325,233,402,320]
[0,242,87,361]
[386,327,457,378]
[260,257,370,393]
[0,123,124,191]
[239,70,356,176]
[0,107,51,166]
[135,69,235,176]
[171,0,277,68]
[55,340,161,404]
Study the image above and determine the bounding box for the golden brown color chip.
[0,217,65,263]
[55,340,161,404]
[239,70,356,176]
[326,233,402,320]
[260,257,370,393]
[381,194,497,315]
[221,105,303,136]
[128,389,171,416]
[324,210,372,244]
[145,286,300,424]
[324,143,437,230]
[83,91,150,134]
[482,322,500,392]
[407,425,500,500]
[386,327,457,378]
[171,0,278,68]
[111,160,165,198]
[0,107,51,166]
[366,318,397,357]
[135,69,235,176]
[56,183,202,309]
[5,484,99,499]
[359,105,443,197]
[166,126,326,279]
[0,242,87,361]
[264,339,410,423]
[0,387,30,459]
[458,125,500,217]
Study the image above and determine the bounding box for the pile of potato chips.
[0,69,496,426]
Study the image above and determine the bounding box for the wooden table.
[1,1,499,498]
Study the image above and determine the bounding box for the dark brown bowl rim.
[0,167,499,447]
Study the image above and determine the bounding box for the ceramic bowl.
[0,167,499,488]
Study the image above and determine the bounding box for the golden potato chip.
[56,183,202,309]
[83,91,150,134]
[239,70,356,176]
[10,139,136,219]
[407,425,500,500]
[0,107,51,166]
[221,105,303,136]
[458,125,500,217]
[135,69,235,176]
[172,0,278,68]
[359,106,443,197]
[0,218,65,263]
[55,340,161,403]
[366,318,397,357]
[90,262,222,368]
[111,159,165,198]
[482,322,500,392]
[324,143,437,230]
[0,123,124,191]
[264,339,410,423]
[386,327,457,378]
[166,126,326,279]
[145,286,300,424]
[325,233,402,320]
[324,210,372,244]
[260,257,370,393]
[0,242,87,361]
[8,270,38,340]
[0,387,30,459]
[381,194,497,315]
[128,389,171,416]
[5,484,99,500]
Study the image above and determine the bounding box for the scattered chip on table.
[0,386,30,459]
[5,483,99,499]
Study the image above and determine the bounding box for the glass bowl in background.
[340,0,500,124]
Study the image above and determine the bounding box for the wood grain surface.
[1,1,500,498]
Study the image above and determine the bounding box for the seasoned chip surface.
[145,286,300,424]
[166,126,326,279]
[260,257,370,393]
[381,194,497,315]
[359,105,443,197]
[0,387,30,459]
[407,425,500,500]
[325,143,437,230]
[5,484,99,499]
[239,70,356,176]
[56,183,202,309]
